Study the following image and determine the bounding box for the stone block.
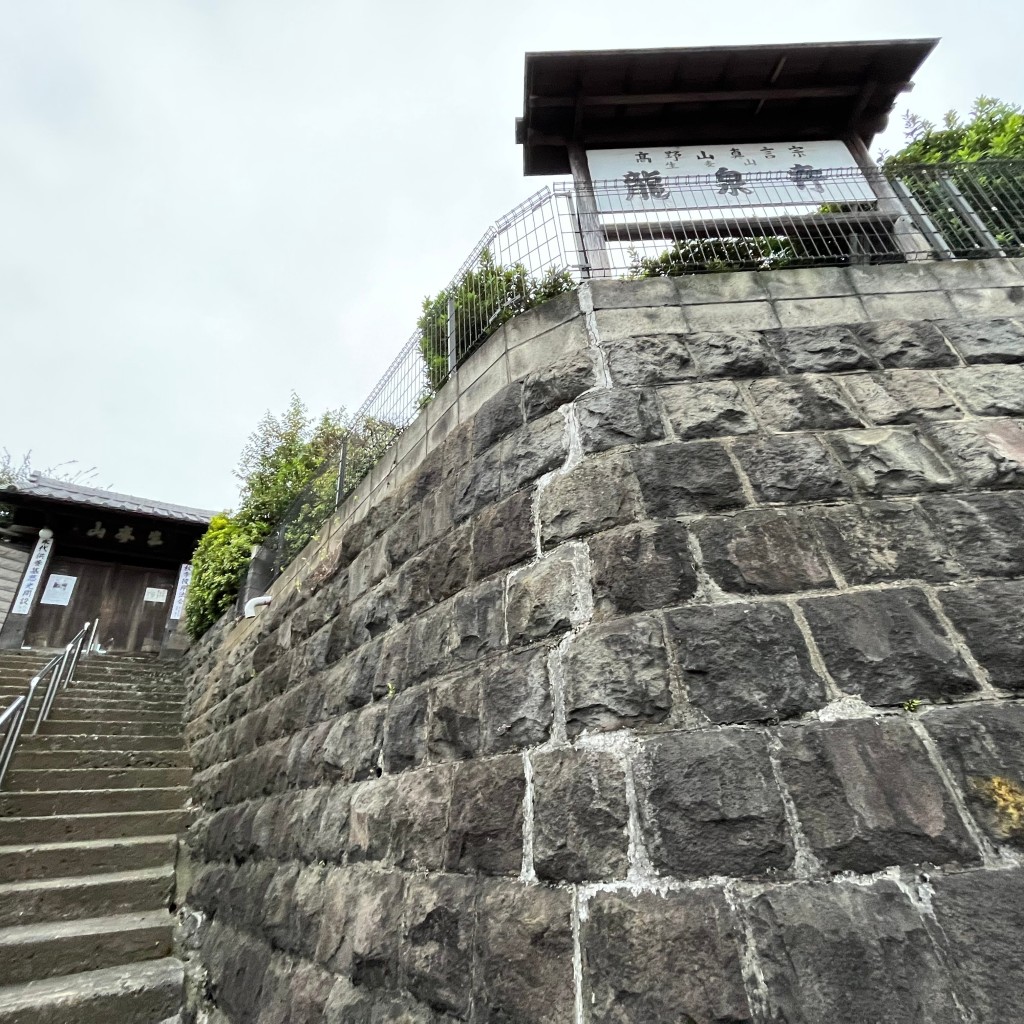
[638,729,792,877]
[479,647,552,754]
[507,317,589,382]
[920,492,1024,577]
[692,508,835,594]
[924,703,1024,850]
[812,499,959,585]
[575,387,664,453]
[675,268,769,304]
[582,890,753,1024]
[938,580,1024,690]
[747,375,860,431]
[949,286,1024,319]
[630,440,746,516]
[827,427,956,495]
[521,349,596,420]
[733,434,851,503]
[747,881,962,1024]
[594,305,688,340]
[799,588,979,705]
[389,767,453,871]
[925,418,1024,489]
[427,670,480,763]
[450,578,505,666]
[444,756,524,875]
[498,411,567,494]
[930,869,1024,1024]
[854,318,960,369]
[382,687,429,773]
[506,550,581,647]
[471,382,524,456]
[843,371,962,424]
[778,718,979,873]
[539,451,642,547]
[452,447,502,524]
[774,295,867,327]
[861,290,958,321]
[588,520,697,620]
[531,747,629,882]
[474,883,574,1023]
[406,605,454,686]
[322,704,387,783]
[312,785,353,862]
[762,324,876,373]
[761,265,856,299]
[685,329,779,378]
[934,317,1024,363]
[657,379,757,439]
[472,489,535,580]
[564,614,672,737]
[347,778,397,864]
[685,299,781,332]
[939,364,1024,416]
[504,291,580,347]
[602,333,697,388]
[400,875,478,1019]
[665,602,828,724]
[590,276,679,307]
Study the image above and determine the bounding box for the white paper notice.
[144,588,169,603]
[40,574,76,606]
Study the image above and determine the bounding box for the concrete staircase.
[0,651,188,1023]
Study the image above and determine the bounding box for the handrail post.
[0,684,34,789]
[64,622,89,689]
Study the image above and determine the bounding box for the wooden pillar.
[0,531,54,649]
[566,143,612,277]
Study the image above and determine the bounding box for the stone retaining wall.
[180,258,1024,1024]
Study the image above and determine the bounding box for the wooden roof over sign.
[515,39,939,175]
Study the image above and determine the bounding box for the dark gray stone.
[748,375,861,431]
[931,868,1024,1024]
[813,499,960,585]
[638,729,793,877]
[472,489,535,580]
[480,648,552,754]
[588,520,697,620]
[383,687,429,773]
[474,883,574,1024]
[575,388,664,453]
[522,350,597,419]
[444,755,524,875]
[921,492,1024,578]
[855,319,959,368]
[685,329,778,378]
[603,333,696,387]
[347,778,397,864]
[564,614,672,737]
[450,578,505,666]
[925,703,1024,850]
[427,670,481,763]
[778,718,979,872]
[939,580,1024,690]
[498,412,567,494]
[373,626,412,701]
[322,705,387,782]
[539,450,642,548]
[925,418,1024,489]
[941,363,1024,416]
[748,881,962,1024]
[800,588,979,705]
[733,434,852,503]
[844,370,962,424]
[452,447,502,523]
[936,317,1024,363]
[665,602,828,724]
[827,427,957,495]
[764,324,877,373]
[506,551,579,647]
[582,890,753,1024]
[389,767,453,872]
[630,441,746,517]
[312,785,353,862]
[693,509,835,594]
[472,383,524,456]
[531,747,629,883]
[657,380,757,440]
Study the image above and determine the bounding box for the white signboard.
[144,587,169,604]
[169,563,193,621]
[586,139,875,213]
[40,574,76,607]
[12,537,54,615]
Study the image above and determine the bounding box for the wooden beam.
[528,86,862,108]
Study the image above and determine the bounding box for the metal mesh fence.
[253,160,1024,584]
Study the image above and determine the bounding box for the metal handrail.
[0,620,93,790]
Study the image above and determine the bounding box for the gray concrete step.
[0,687,183,710]
[17,733,184,753]
[10,748,189,771]
[0,786,188,817]
[0,836,177,882]
[0,910,173,985]
[0,810,191,845]
[36,718,181,737]
[0,955,183,1023]
[3,767,191,792]
[0,867,173,928]
[42,709,182,726]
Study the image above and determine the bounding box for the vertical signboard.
[12,537,54,615]
[170,563,193,621]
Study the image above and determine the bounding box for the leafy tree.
[629,237,796,277]
[183,515,254,639]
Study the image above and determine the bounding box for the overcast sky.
[2,0,1022,512]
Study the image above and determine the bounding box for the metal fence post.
[889,177,955,259]
[937,171,1006,256]
[335,438,349,510]
[446,294,457,376]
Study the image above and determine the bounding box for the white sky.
[2,0,1021,512]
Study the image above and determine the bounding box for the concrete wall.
[180,258,1024,1024]
[0,541,29,637]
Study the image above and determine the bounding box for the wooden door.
[24,557,108,651]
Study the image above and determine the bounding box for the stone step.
[0,810,190,845]
[0,910,173,985]
[4,767,191,792]
[0,867,173,928]
[36,718,181,737]
[0,687,183,710]
[43,708,181,725]
[11,749,189,771]
[0,787,188,817]
[0,836,177,882]
[17,734,183,753]
[0,955,183,1024]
